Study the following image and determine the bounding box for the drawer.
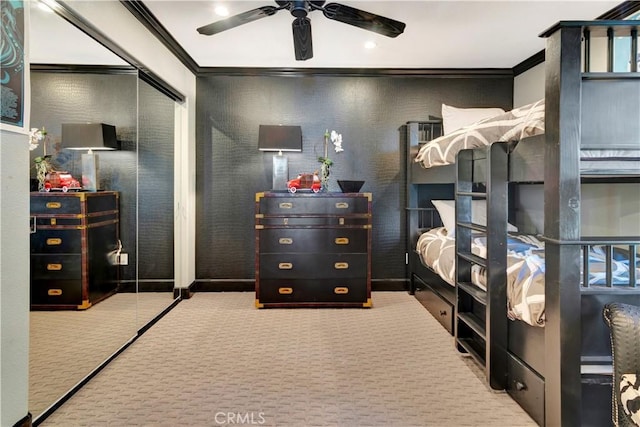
[582,375,613,427]
[31,194,82,214]
[507,353,545,426]
[257,278,368,304]
[258,228,368,253]
[31,254,82,280]
[31,229,82,254]
[257,216,370,227]
[259,253,367,279]
[31,279,83,306]
[413,280,454,335]
[259,195,369,215]
[30,192,118,215]
[32,211,118,228]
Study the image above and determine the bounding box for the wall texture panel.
[196,74,513,282]
[30,72,175,285]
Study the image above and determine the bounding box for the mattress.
[416,227,546,327]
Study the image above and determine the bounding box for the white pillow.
[441,104,506,135]
[431,199,518,238]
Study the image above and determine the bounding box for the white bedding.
[416,227,547,327]
[414,100,545,169]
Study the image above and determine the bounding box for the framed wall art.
[1,0,30,134]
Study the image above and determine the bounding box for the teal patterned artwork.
[1,0,26,130]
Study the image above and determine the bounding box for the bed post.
[542,23,583,427]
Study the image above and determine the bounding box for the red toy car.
[287,173,322,193]
[44,171,82,192]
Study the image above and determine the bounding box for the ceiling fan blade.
[322,3,406,38]
[197,6,279,36]
[292,17,313,61]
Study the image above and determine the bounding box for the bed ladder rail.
[581,238,639,290]
[582,23,639,73]
[540,236,640,290]
[454,142,509,391]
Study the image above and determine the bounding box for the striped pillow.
[415,99,545,169]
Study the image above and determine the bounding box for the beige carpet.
[40,292,536,426]
[30,292,175,418]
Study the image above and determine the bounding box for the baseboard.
[13,413,32,427]
[173,281,196,299]
[193,279,255,292]
[372,279,408,291]
[119,278,408,295]
[192,279,409,292]
[117,280,175,293]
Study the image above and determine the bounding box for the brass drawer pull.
[278,287,293,294]
[279,237,293,245]
[335,202,349,209]
[46,238,62,246]
[48,289,63,296]
[47,263,62,271]
[335,237,349,245]
[279,202,293,209]
[334,287,349,294]
[46,202,62,209]
[278,262,293,270]
[334,262,349,269]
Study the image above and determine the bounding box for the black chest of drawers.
[30,191,119,309]
[255,192,372,308]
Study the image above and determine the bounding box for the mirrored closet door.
[28,1,178,421]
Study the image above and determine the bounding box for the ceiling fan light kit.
[196,1,406,61]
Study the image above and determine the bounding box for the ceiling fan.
[196,1,406,61]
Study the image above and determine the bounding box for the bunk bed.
[405,20,640,427]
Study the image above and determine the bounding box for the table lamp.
[258,124,302,190]
[61,123,118,192]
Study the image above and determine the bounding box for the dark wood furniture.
[30,191,119,310]
[405,120,457,334]
[604,302,640,427]
[405,21,640,427]
[255,191,372,308]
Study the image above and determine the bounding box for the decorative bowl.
[337,180,365,193]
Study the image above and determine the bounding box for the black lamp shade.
[258,125,302,152]
[61,123,118,150]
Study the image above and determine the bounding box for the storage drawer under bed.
[412,274,454,334]
[507,353,545,426]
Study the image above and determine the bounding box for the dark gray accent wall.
[138,79,175,282]
[30,72,138,281]
[196,74,513,282]
[30,71,174,285]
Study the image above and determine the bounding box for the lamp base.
[81,152,99,192]
[272,154,288,190]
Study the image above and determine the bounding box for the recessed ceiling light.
[215,5,229,17]
[364,41,377,50]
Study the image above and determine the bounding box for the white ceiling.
[30,1,624,69]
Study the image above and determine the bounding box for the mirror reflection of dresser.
[30,191,120,309]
